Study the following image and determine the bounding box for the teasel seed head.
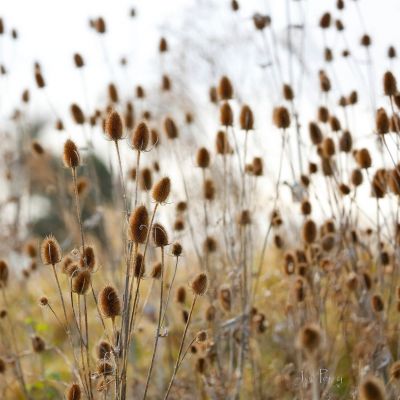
[132,122,149,151]
[63,139,80,168]
[97,361,113,376]
[94,17,106,34]
[196,330,207,343]
[302,219,317,244]
[203,179,215,201]
[283,84,294,101]
[218,76,233,100]
[215,130,230,155]
[322,137,335,158]
[309,122,323,145]
[39,296,49,306]
[196,147,210,169]
[35,70,45,88]
[96,340,112,360]
[152,223,169,247]
[66,383,81,400]
[40,235,62,265]
[80,245,95,270]
[204,236,217,253]
[339,130,353,153]
[298,323,322,355]
[383,71,397,96]
[73,53,84,68]
[171,242,182,257]
[388,46,396,59]
[104,110,123,141]
[129,205,149,244]
[132,253,145,278]
[360,33,371,47]
[139,168,152,192]
[31,335,46,353]
[240,104,254,130]
[159,37,168,53]
[301,200,312,215]
[176,286,186,304]
[191,273,208,296]
[359,376,386,400]
[72,269,91,295]
[99,286,121,320]
[371,294,384,313]
[164,117,178,139]
[376,108,389,135]
[355,148,372,169]
[152,177,171,203]
[253,13,271,30]
[220,101,233,126]
[70,103,85,125]
[0,260,8,287]
[151,262,162,279]
[319,12,331,29]
[219,285,232,312]
[273,106,290,129]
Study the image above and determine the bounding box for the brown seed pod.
[174,219,185,231]
[152,223,169,247]
[164,117,178,139]
[219,285,232,312]
[218,76,233,100]
[273,106,290,129]
[176,286,186,304]
[329,115,341,132]
[191,273,208,296]
[240,104,254,130]
[294,278,306,302]
[308,122,323,145]
[318,106,329,123]
[355,148,372,169]
[324,48,333,63]
[80,246,95,270]
[70,104,85,125]
[388,46,397,59]
[302,219,317,244]
[161,74,171,91]
[339,130,352,153]
[151,129,160,147]
[171,242,182,257]
[298,323,322,355]
[253,13,270,30]
[132,253,145,278]
[209,86,218,103]
[159,37,168,53]
[319,12,331,29]
[72,269,91,295]
[301,200,312,215]
[360,34,371,47]
[383,71,397,96]
[283,84,294,101]
[40,235,62,265]
[220,101,233,126]
[319,71,331,92]
[139,168,152,192]
[197,147,210,168]
[99,286,121,319]
[73,53,84,68]
[63,139,80,168]
[132,122,149,151]
[66,383,81,400]
[96,341,112,360]
[203,179,215,201]
[388,167,400,195]
[97,361,113,376]
[252,157,263,176]
[204,236,217,253]
[359,376,386,400]
[0,260,8,287]
[150,262,162,279]
[238,210,251,225]
[136,85,145,98]
[376,108,389,135]
[152,177,171,203]
[32,335,46,353]
[32,141,45,155]
[196,330,207,343]
[95,17,106,34]
[215,130,230,155]
[321,234,335,252]
[322,137,335,158]
[35,71,45,88]
[128,205,149,244]
[104,110,123,141]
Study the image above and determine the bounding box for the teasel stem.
[51,264,69,331]
[1,287,31,400]
[114,140,129,220]
[84,294,93,399]
[71,167,85,253]
[161,255,180,327]
[163,295,198,400]
[142,246,165,399]
[77,296,89,396]
[134,150,141,208]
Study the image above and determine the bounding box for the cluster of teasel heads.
[2,2,400,399]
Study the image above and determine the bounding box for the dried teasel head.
[70,104,85,125]
[253,13,270,30]
[203,179,215,201]
[73,53,84,68]
[282,84,294,101]
[104,110,123,141]
[139,168,152,192]
[171,242,183,257]
[99,286,121,320]
[302,219,317,244]
[80,246,95,270]
[215,130,230,155]
[196,147,210,168]
[159,37,168,53]
[97,361,113,376]
[151,262,162,279]
[40,235,62,265]
[239,104,254,130]
[131,122,149,151]
[219,285,232,312]
[376,108,389,135]
[220,101,233,126]
[72,269,91,295]
[129,205,149,244]
[96,340,112,360]
[164,117,178,139]
[218,76,233,100]
[383,71,397,96]
[63,139,80,169]
[66,383,81,400]
[297,323,322,355]
[358,376,386,400]
[0,260,9,287]
[152,177,171,203]
[132,253,145,278]
[176,286,186,304]
[308,122,323,145]
[273,106,290,129]
[152,223,169,247]
[371,294,384,313]
[31,335,46,353]
[191,273,208,296]
[355,148,372,169]
[319,12,331,29]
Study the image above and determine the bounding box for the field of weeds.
[0,0,399,399]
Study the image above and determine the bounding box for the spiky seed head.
[176,286,186,304]
[139,168,152,192]
[319,12,331,29]
[339,130,353,153]
[97,361,113,376]
[231,0,239,11]
[72,270,91,295]
[359,376,386,400]
[191,273,208,296]
[215,130,230,155]
[204,236,217,253]
[99,286,121,319]
[95,17,106,34]
[209,86,218,103]
[70,104,85,125]
[159,37,168,52]
[96,341,112,360]
[322,137,335,158]
[31,335,45,353]
[196,147,210,168]
[302,219,317,244]
[39,296,49,306]
[73,53,84,68]
[63,139,80,168]
[150,262,162,279]
[273,106,290,129]
[164,117,178,139]
[66,383,81,400]
[203,179,215,201]
[252,157,263,176]
[218,76,233,100]
[360,33,371,47]
[132,253,145,278]
[283,84,294,100]
[32,141,45,155]
[371,294,384,313]
[152,223,169,247]
[108,83,119,103]
[171,242,182,257]
[220,102,233,126]
[35,71,45,88]
[132,122,149,151]
[104,110,123,141]
[301,200,312,215]
[356,148,372,169]
[298,323,322,355]
[0,260,8,287]
[205,305,216,321]
[376,108,389,135]
[388,46,396,59]
[196,330,207,342]
[240,104,254,130]
[40,235,62,265]
[219,285,232,312]
[383,71,397,96]
[329,115,341,131]
[161,74,171,91]
[128,205,149,244]
[152,177,171,203]
[79,246,95,270]
[253,13,270,30]
[308,122,322,145]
